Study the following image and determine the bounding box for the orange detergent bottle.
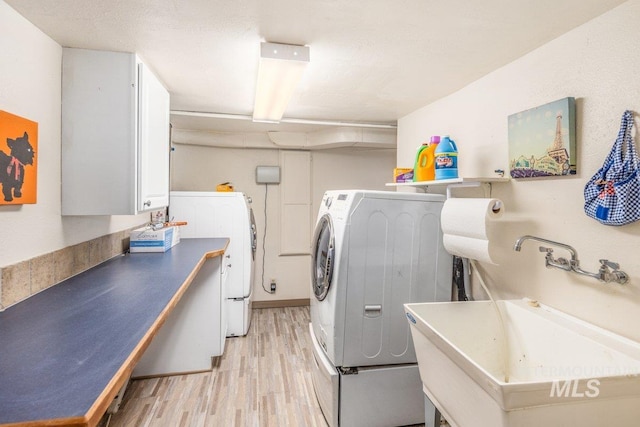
[413,136,440,181]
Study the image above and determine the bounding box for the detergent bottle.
[434,135,458,180]
[413,136,440,182]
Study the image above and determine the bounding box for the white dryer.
[170,191,256,337]
[309,190,452,427]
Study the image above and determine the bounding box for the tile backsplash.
[0,226,144,309]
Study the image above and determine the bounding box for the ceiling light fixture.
[252,42,310,123]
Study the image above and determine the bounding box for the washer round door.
[311,214,335,301]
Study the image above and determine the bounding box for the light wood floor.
[104,307,327,427]
[103,306,434,427]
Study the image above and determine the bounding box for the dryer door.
[311,214,335,301]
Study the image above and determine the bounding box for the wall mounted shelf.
[386,177,510,188]
[386,177,510,198]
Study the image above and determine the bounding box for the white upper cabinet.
[137,62,171,213]
[61,48,170,215]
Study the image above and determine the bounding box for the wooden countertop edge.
[85,242,229,426]
[0,418,87,427]
[5,242,231,427]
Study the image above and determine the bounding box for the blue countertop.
[0,238,228,426]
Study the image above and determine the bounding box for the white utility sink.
[405,299,640,427]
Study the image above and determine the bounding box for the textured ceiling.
[5,0,627,133]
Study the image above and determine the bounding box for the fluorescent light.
[252,42,310,123]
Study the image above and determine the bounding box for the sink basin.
[405,299,640,427]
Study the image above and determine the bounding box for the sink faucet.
[514,235,628,285]
[514,235,575,257]
[514,235,576,270]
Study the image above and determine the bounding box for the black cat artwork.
[0,132,35,202]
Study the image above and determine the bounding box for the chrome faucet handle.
[540,246,571,271]
[540,246,555,265]
[598,259,628,284]
[551,257,572,270]
[613,270,629,285]
[599,259,619,270]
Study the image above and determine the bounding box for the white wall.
[171,143,396,301]
[311,147,398,218]
[0,1,147,268]
[0,0,397,299]
[398,1,640,342]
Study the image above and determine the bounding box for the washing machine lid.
[312,213,334,301]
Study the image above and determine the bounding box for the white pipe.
[281,117,396,129]
[170,110,397,129]
[171,110,253,121]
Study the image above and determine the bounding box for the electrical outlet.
[270,279,276,293]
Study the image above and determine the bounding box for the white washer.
[170,191,256,337]
[309,190,451,427]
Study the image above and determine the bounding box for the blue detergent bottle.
[434,135,458,179]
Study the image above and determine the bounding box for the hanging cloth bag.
[584,110,640,226]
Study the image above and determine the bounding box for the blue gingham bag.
[584,110,640,226]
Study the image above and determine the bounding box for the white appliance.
[169,191,256,336]
[309,190,452,427]
[133,255,228,377]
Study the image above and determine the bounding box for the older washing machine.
[170,191,256,337]
[309,190,452,427]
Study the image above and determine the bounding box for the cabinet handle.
[227,264,232,268]
[143,200,151,207]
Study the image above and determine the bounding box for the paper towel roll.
[443,234,498,264]
[441,198,504,264]
[441,198,503,240]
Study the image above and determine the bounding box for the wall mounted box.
[255,166,281,184]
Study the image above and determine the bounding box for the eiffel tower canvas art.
[508,97,576,179]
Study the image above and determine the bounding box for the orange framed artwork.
[0,110,38,205]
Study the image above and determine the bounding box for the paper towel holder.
[446,181,488,198]
[446,182,501,212]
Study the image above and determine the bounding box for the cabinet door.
[137,63,170,212]
[61,49,137,215]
